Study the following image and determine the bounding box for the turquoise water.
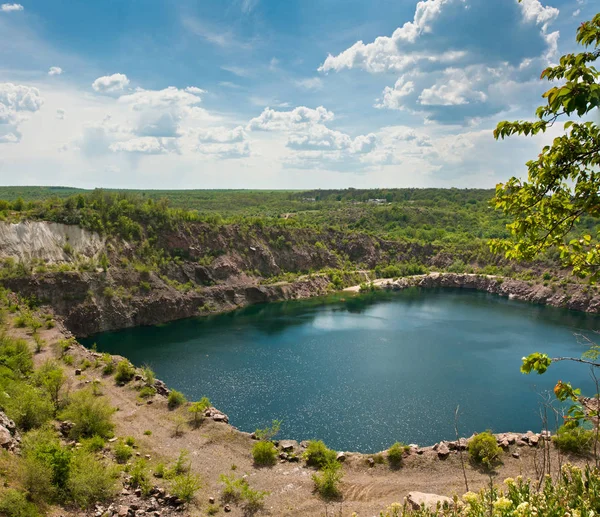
[82,288,600,452]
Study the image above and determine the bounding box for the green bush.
[188,396,210,427]
[81,435,106,452]
[114,360,135,385]
[252,441,278,466]
[387,442,408,468]
[167,389,186,410]
[59,389,115,439]
[129,459,152,496]
[303,440,337,469]
[553,424,594,454]
[2,382,53,431]
[312,460,343,499]
[114,440,133,464]
[468,431,502,468]
[169,472,202,503]
[219,474,268,512]
[138,385,156,399]
[67,450,119,508]
[0,488,41,517]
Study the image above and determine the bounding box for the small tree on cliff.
[492,11,600,428]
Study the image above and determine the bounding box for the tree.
[492,12,600,280]
[493,11,600,430]
[188,397,210,428]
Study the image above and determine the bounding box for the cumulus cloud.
[109,136,179,154]
[119,86,202,110]
[196,126,247,143]
[48,66,63,76]
[0,82,44,143]
[321,0,560,124]
[247,106,334,131]
[0,3,23,12]
[92,73,130,93]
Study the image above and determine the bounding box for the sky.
[0,0,595,190]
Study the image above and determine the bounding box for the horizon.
[0,0,595,190]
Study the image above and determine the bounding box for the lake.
[82,288,600,452]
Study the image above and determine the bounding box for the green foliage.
[254,419,281,441]
[113,440,133,464]
[252,441,278,466]
[59,388,115,440]
[114,360,135,385]
[553,424,594,454]
[311,460,343,499]
[303,440,337,469]
[492,13,600,280]
[468,431,502,469]
[138,386,156,399]
[81,435,106,453]
[188,396,210,427]
[387,442,408,468]
[167,389,187,409]
[1,382,53,431]
[129,459,152,496]
[219,473,269,512]
[141,364,155,385]
[0,488,41,517]
[169,472,202,503]
[66,450,119,508]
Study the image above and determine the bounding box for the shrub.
[553,424,594,454]
[102,354,115,375]
[252,441,278,466]
[114,441,133,464]
[170,472,202,503]
[387,442,408,468]
[22,428,72,494]
[468,431,502,468]
[139,386,156,399]
[124,436,136,447]
[312,460,343,499]
[129,459,152,496]
[20,454,55,504]
[188,396,210,427]
[254,419,281,441]
[63,354,74,366]
[33,360,66,411]
[115,360,135,385]
[304,440,337,469]
[67,450,119,508]
[167,389,186,410]
[170,449,190,476]
[59,389,115,440]
[81,435,106,452]
[0,488,41,517]
[220,474,268,512]
[2,382,54,431]
[141,364,155,385]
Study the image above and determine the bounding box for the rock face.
[407,492,453,511]
[0,411,21,453]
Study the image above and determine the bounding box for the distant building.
[367,198,387,204]
[302,197,316,202]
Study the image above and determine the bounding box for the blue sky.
[0,0,595,189]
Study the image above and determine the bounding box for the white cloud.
[92,73,130,93]
[109,136,179,154]
[48,66,63,76]
[56,109,65,120]
[0,3,23,12]
[295,77,323,91]
[0,83,44,143]
[196,126,247,143]
[196,141,251,159]
[247,106,334,131]
[320,0,560,123]
[119,86,202,110]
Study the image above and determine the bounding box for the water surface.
[83,288,600,452]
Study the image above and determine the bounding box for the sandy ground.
[9,318,596,517]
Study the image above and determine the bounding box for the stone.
[367,457,375,467]
[407,492,453,511]
[336,452,346,462]
[436,442,450,459]
[75,369,82,376]
[279,440,298,452]
[279,452,289,460]
[224,504,231,512]
[529,435,539,446]
[134,488,142,497]
[208,497,215,504]
[512,452,520,459]
[499,439,510,449]
[299,440,310,449]
[516,439,527,447]
[117,506,130,517]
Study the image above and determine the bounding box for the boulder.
[279,440,298,452]
[336,452,346,462]
[436,442,450,459]
[407,492,452,511]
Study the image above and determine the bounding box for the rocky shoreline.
[372,272,600,313]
